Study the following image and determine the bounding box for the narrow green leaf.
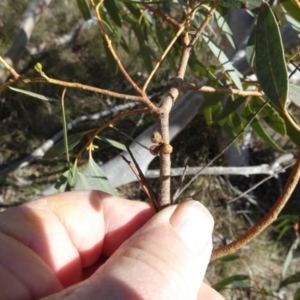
[199,92,224,112]
[44,133,85,159]
[255,2,288,109]
[264,114,286,136]
[276,224,292,242]
[65,164,79,191]
[284,12,300,33]
[78,172,91,190]
[251,119,283,152]
[218,118,236,139]
[214,11,235,49]
[96,135,127,151]
[104,0,122,27]
[54,170,70,191]
[76,0,92,20]
[203,105,213,125]
[133,25,153,73]
[217,96,245,121]
[217,254,240,262]
[244,105,283,151]
[213,275,249,290]
[202,35,243,90]
[281,239,298,279]
[123,1,142,19]
[120,36,130,53]
[88,156,117,195]
[9,87,58,102]
[249,97,286,136]
[61,91,70,164]
[246,25,256,68]
[189,52,223,85]
[289,84,300,107]
[280,271,300,288]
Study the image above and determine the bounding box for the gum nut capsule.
[151,131,163,144]
[161,144,173,154]
[150,145,161,156]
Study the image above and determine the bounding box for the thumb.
[45,201,215,300]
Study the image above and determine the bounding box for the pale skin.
[0,191,224,299]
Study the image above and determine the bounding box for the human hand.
[0,191,224,299]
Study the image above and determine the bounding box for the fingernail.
[169,201,214,254]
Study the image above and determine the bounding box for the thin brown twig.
[224,161,295,205]
[181,84,264,97]
[172,165,189,204]
[91,0,145,97]
[189,2,218,47]
[143,25,186,91]
[120,154,158,211]
[0,74,159,111]
[174,100,269,200]
[0,56,20,79]
[142,4,181,30]
[211,148,300,260]
[76,108,150,162]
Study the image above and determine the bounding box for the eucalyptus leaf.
[9,87,58,102]
[281,239,298,279]
[96,135,128,151]
[44,133,85,159]
[78,172,91,190]
[199,92,224,112]
[217,254,240,262]
[249,98,286,136]
[76,0,92,20]
[214,10,235,49]
[202,34,243,90]
[133,24,153,73]
[213,275,249,290]
[244,105,283,151]
[255,2,288,109]
[264,114,286,136]
[217,96,245,121]
[280,270,300,288]
[54,170,70,191]
[246,25,256,68]
[189,52,223,85]
[65,164,79,191]
[88,156,117,195]
[104,0,122,27]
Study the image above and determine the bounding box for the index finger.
[0,191,155,285]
